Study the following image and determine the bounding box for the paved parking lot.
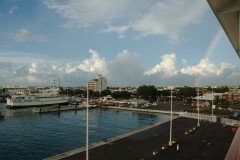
[48,117,235,160]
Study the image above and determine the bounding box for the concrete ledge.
[225,128,240,160]
[99,106,180,115]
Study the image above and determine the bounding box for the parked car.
[233,112,240,118]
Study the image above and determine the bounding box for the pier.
[37,102,239,159]
[99,106,180,115]
[32,105,97,114]
[45,117,235,160]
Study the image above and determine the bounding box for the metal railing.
[179,112,217,122]
[225,128,240,160]
[221,118,240,127]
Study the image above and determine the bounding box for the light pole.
[86,84,89,160]
[197,88,200,127]
[212,86,214,122]
[169,87,173,146]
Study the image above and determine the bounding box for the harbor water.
[0,103,170,160]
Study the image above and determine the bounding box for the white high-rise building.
[88,75,107,92]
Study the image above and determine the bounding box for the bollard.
[177,144,179,151]
[153,149,160,155]
[162,144,168,150]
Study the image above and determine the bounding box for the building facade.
[88,79,98,91]
[88,75,107,92]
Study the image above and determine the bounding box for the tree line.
[59,85,237,109]
[60,86,198,100]
[60,86,231,103]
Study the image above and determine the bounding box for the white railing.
[225,128,240,160]
[221,118,240,127]
[179,112,217,122]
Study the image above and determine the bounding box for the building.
[193,92,224,108]
[88,75,107,92]
[97,75,107,92]
[222,93,240,105]
[88,79,98,91]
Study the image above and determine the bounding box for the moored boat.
[0,111,4,117]
[6,87,69,108]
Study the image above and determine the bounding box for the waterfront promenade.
[46,117,235,160]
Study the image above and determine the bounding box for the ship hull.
[6,99,69,108]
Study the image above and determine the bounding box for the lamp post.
[212,86,214,122]
[86,84,89,160]
[197,88,200,127]
[169,87,173,146]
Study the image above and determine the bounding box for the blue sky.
[0,0,239,87]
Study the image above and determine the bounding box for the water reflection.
[0,103,169,160]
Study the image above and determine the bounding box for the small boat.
[0,111,4,117]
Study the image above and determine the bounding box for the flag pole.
[86,83,89,160]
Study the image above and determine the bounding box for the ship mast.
[25,80,31,95]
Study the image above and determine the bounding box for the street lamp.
[86,84,89,160]
[212,86,214,122]
[169,87,173,146]
[197,88,200,127]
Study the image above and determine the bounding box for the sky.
[0,0,239,87]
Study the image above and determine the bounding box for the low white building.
[193,92,224,107]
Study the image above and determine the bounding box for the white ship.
[6,87,69,108]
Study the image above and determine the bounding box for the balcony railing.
[225,128,240,160]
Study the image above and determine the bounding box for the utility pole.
[86,84,89,160]
[212,86,214,122]
[197,88,200,127]
[169,87,173,146]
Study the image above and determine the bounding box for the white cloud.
[108,50,145,86]
[14,66,28,77]
[65,63,77,74]
[29,63,38,74]
[131,0,207,41]
[102,24,130,38]
[11,28,49,42]
[77,49,108,74]
[144,53,177,77]
[182,59,187,65]
[43,0,208,41]
[27,75,43,84]
[180,59,233,76]
[44,0,133,28]
[8,6,19,15]
[0,49,239,87]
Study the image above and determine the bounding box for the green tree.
[218,98,230,109]
[137,85,157,100]
[111,91,131,99]
[158,90,171,97]
[214,86,229,93]
[177,87,196,98]
[101,89,112,96]
[84,90,94,98]
[111,91,121,99]
[92,91,101,98]
[214,95,220,106]
[120,91,131,99]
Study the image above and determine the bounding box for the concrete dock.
[32,105,97,114]
[99,106,180,115]
[45,117,235,160]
